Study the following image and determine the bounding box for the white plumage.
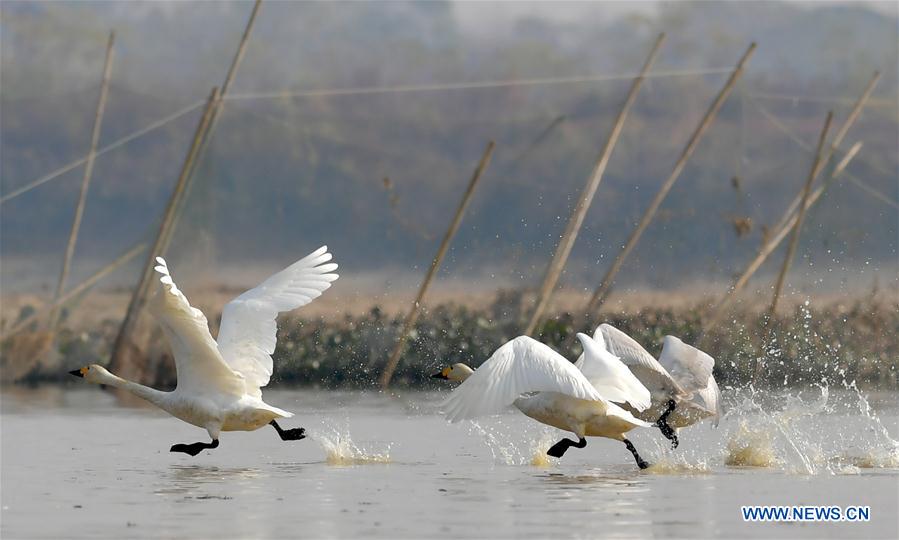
[441,336,605,423]
[596,323,721,429]
[215,247,339,397]
[574,332,652,411]
[436,335,654,468]
[71,246,338,455]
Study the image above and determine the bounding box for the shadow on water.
[536,470,646,489]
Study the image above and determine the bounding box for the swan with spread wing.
[432,334,655,469]
[587,323,722,448]
[69,246,338,456]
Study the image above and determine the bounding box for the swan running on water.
[589,324,721,448]
[432,334,656,469]
[70,246,338,456]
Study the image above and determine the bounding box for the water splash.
[645,449,712,474]
[725,418,779,468]
[313,428,391,466]
[831,381,899,469]
[719,383,898,474]
[466,419,558,466]
[529,431,559,467]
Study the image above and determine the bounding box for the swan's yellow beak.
[430,367,450,380]
[68,367,86,378]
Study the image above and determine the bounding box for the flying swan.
[432,334,655,469]
[586,323,721,448]
[69,246,338,456]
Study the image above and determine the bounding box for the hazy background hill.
[2,0,897,301]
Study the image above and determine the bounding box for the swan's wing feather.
[593,323,681,394]
[596,324,684,397]
[441,336,603,423]
[573,332,652,411]
[658,335,715,394]
[217,246,338,397]
[149,258,245,396]
[692,374,722,426]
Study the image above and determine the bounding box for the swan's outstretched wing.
[658,335,715,395]
[217,246,338,397]
[596,324,684,398]
[150,258,245,396]
[574,332,651,411]
[441,336,604,423]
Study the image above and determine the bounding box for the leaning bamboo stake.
[760,111,833,348]
[108,87,220,374]
[584,43,757,315]
[190,0,262,147]
[523,33,666,336]
[751,75,896,210]
[1,242,146,344]
[768,72,879,236]
[166,0,263,243]
[701,141,862,342]
[109,1,263,375]
[699,74,881,339]
[379,141,495,389]
[48,31,116,330]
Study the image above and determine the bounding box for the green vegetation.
[13,292,896,390]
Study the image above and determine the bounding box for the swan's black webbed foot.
[623,438,650,470]
[654,399,679,449]
[270,420,306,441]
[546,437,587,458]
[170,439,219,456]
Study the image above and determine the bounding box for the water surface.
[2,387,897,539]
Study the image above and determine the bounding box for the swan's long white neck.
[96,370,169,408]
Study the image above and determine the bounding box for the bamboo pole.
[108,87,220,374]
[700,141,862,342]
[768,72,879,236]
[188,0,262,151]
[108,0,263,375]
[48,31,116,330]
[378,141,495,389]
[1,243,146,344]
[584,43,756,315]
[165,0,263,241]
[698,74,880,339]
[763,112,833,327]
[750,75,895,211]
[756,112,833,382]
[219,0,262,102]
[523,33,666,336]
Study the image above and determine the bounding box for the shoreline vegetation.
[2,289,896,390]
